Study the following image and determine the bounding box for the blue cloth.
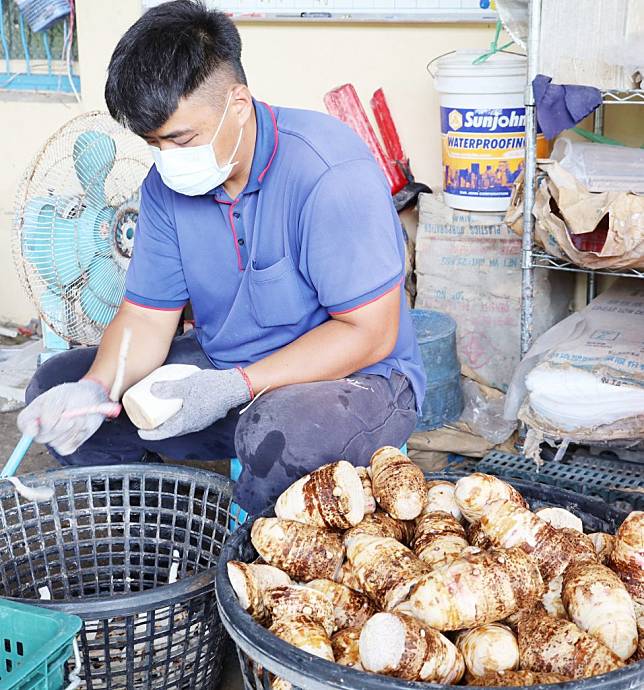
[125,100,426,411]
[533,74,602,141]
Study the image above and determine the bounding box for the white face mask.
[150,93,244,196]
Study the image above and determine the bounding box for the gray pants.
[26,332,418,514]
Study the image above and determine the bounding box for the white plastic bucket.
[433,50,532,212]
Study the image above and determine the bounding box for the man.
[19,0,425,514]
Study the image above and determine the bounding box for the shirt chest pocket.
[248,256,309,328]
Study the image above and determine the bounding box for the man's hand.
[17,379,110,455]
[138,368,253,441]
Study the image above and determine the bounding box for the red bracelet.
[236,367,255,400]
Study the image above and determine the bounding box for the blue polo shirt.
[125,101,426,411]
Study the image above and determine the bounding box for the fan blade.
[80,255,125,326]
[22,198,97,290]
[73,131,117,208]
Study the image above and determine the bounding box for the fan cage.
[13,110,151,346]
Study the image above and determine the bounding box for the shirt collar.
[212,99,279,200]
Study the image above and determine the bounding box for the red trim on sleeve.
[258,102,279,184]
[236,367,255,399]
[328,279,402,316]
[124,297,185,312]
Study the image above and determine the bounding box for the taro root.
[227,561,291,623]
[344,510,414,545]
[275,461,364,529]
[264,584,335,636]
[331,626,363,669]
[456,623,519,678]
[518,608,624,679]
[609,511,644,603]
[269,614,334,661]
[370,446,426,520]
[562,561,638,660]
[359,612,464,683]
[356,467,376,514]
[454,473,527,523]
[588,532,616,565]
[396,547,544,631]
[479,499,596,583]
[535,506,583,532]
[422,479,463,522]
[412,511,468,568]
[345,533,430,610]
[251,518,344,582]
[305,578,375,631]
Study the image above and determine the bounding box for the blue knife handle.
[1,434,33,478]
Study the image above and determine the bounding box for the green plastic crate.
[0,600,81,690]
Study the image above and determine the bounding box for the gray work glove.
[17,379,111,456]
[138,368,253,441]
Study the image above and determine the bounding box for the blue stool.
[228,443,409,531]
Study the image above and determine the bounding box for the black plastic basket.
[216,472,644,690]
[0,464,239,689]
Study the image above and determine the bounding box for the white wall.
[0,1,639,324]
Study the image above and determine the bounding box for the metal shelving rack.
[519,0,644,356]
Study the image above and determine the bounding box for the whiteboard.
[142,0,497,23]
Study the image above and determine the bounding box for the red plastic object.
[370,88,406,168]
[324,84,408,195]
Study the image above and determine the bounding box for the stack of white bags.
[505,281,644,442]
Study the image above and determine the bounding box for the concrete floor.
[0,408,245,690]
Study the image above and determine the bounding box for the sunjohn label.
[440,106,543,199]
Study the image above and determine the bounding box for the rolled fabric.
[454,473,527,523]
[264,584,335,636]
[359,612,464,683]
[518,608,624,679]
[456,623,519,678]
[422,480,463,522]
[370,447,427,520]
[562,561,638,661]
[227,561,291,623]
[331,626,363,669]
[412,511,469,568]
[251,518,344,582]
[275,461,364,529]
[396,547,544,631]
[345,533,430,610]
[305,578,376,631]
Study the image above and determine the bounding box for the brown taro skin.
[344,511,415,545]
[370,447,427,520]
[306,578,376,631]
[468,670,570,686]
[331,626,363,669]
[264,585,335,636]
[398,547,544,631]
[345,533,431,610]
[609,511,644,603]
[251,518,344,582]
[518,608,624,679]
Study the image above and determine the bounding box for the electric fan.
[12,111,151,349]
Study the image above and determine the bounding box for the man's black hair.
[105,0,247,136]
